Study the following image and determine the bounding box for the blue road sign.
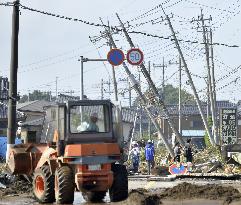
[169,163,187,175]
[107,48,125,66]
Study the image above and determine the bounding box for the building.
[17,100,53,143]
[134,101,240,147]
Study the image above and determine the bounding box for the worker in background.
[184,138,193,163]
[173,142,181,162]
[129,143,140,174]
[145,140,155,175]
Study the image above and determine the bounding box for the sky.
[0,0,240,106]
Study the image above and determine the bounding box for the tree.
[133,84,195,106]
[19,90,55,103]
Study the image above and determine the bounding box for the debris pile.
[159,182,241,203]
[126,182,241,204]
[0,163,32,199]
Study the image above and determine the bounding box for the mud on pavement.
[126,182,241,205]
[0,175,32,199]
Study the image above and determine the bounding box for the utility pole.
[7,0,19,161]
[80,56,84,100]
[108,24,119,102]
[148,61,151,139]
[128,77,132,107]
[116,13,185,147]
[55,76,58,101]
[161,6,215,146]
[101,78,104,100]
[162,57,165,100]
[199,11,217,144]
[206,80,210,119]
[139,72,143,139]
[178,56,182,134]
[210,28,219,144]
[103,23,175,157]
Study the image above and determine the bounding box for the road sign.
[169,163,187,175]
[107,48,125,66]
[126,48,144,65]
[220,108,237,144]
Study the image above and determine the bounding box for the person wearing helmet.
[145,139,155,175]
[129,143,140,173]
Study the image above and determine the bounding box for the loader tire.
[109,164,128,202]
[55,166,75,204]
[82,191,106,202]
[33,165,55,203]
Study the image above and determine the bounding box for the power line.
[183,0,237,14]
[1,2,114,28]
[129,30,239,47]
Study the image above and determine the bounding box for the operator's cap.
[90,112,98,118]
[147,139,151,143]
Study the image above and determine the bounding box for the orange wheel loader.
[7,100,128,204]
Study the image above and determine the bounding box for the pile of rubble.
[128,145,241,176]
[0,163,32,199]
[126,182,241,204]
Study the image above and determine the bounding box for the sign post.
[220,108,237,144]
[126,48,144,65]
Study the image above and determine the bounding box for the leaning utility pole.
[128,77,132,107]
[7,0,19,161]
[108,24,119,101]
[200,11,217,144]
[162,57,165,100]
[116,13,185,147]
[148,61,151,139]
[161,6,215,146]
[103,23,175,157]
[138,72,143,139]
[178,56,182,134]
[210,28,219,144]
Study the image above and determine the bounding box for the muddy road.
[1,177,241,205]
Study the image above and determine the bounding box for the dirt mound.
[0,176,32,199]
[127,183,241,204]
[159,182,241,203]
[127,189,161,205]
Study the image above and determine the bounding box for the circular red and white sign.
[126,48,144,65]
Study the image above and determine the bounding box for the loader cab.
[41,100,117,145]
[66,100,115,144]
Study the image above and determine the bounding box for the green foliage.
[19,90,55,103]
[71,113,81,128]
[133,84,196,106]
[163,84,195,105]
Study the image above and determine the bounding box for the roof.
[182,130,205,137]
[163,101,236,116]
[21,117,44,126]
[17,100,53,113]
[132,100,237,123]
